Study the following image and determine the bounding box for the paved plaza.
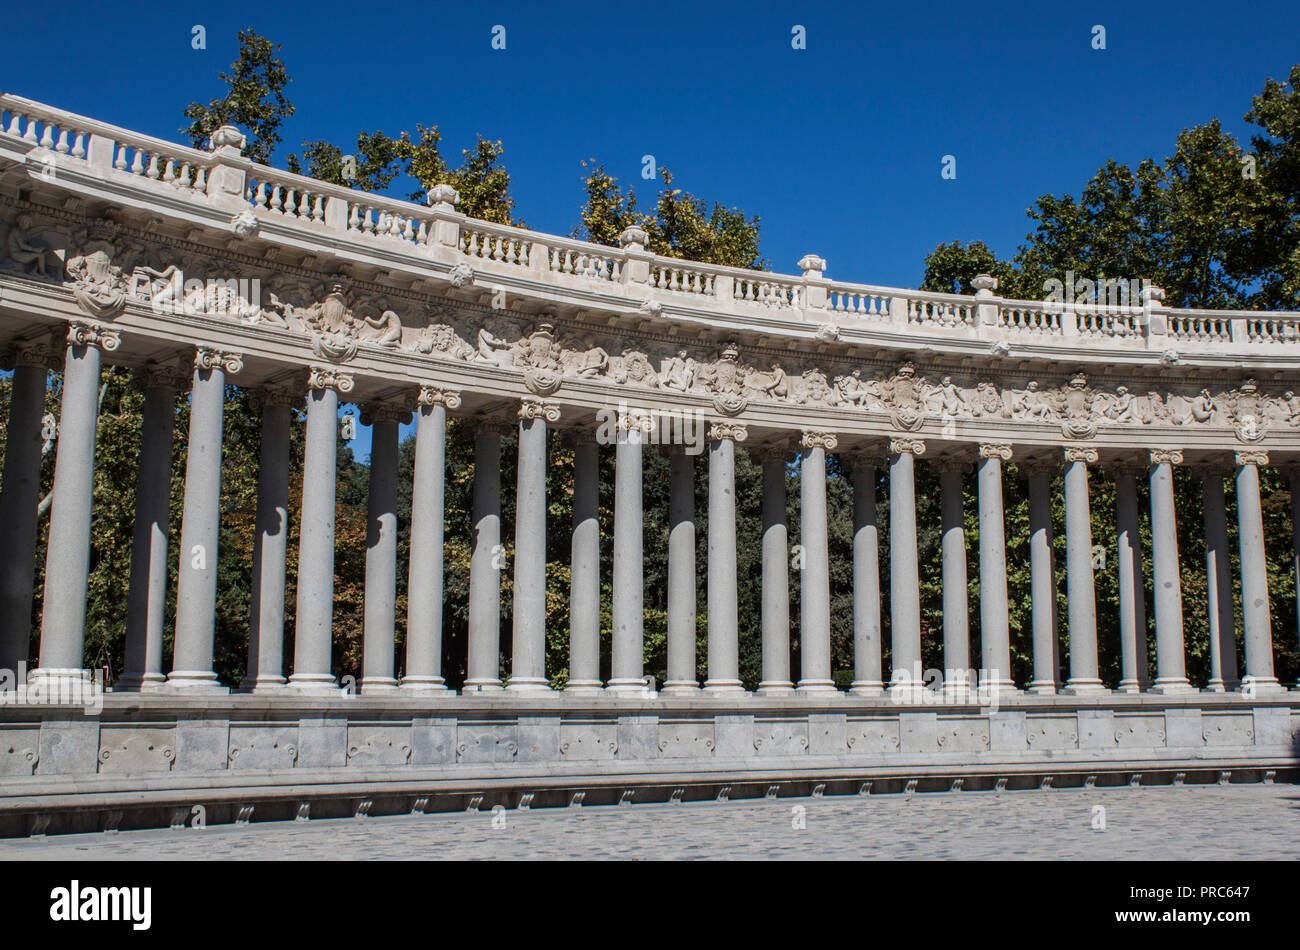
[2,784,1296,861]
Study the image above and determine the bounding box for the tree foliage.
[181,28,294,165]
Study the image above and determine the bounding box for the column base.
[1116,679,1142,694]
[25,668,95,694]
[795,681,840,695]
[562,681,605,696]
[1025,681,1058,696]
[887,683,930,703]
[360,678,399,695]
[848,681,885,697]
[287,673,339,695]
[1238,676,1286,696]
[659,681,701,695]
[236,676,291,694]
[1204,679,1228,693]
[399,676,449,694]
[461,680,504,694]
[702,679,746,695]
[1061,679,1108,695]
[164,671,229,693]
[756,681,795,696]
[1149,678,1196,695]
[977,677,1020,694]
[113,672,168,692]
[605,679,652,695]
[505,678,553,694]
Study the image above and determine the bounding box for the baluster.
[130,148,144,175]
[363,208,375,233]
[163,160,176,183]
[38,123,54,149]
[193,166,206,191]
[55,129,69,153]
[313,195,325,224]
[71,132,86,159]
[5,113,22,135]
[22,117,38,143]
[416,220,428,244]
[146,154,161,179]
[298,191,311,219]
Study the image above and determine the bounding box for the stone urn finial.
[971,273,998,295]
[618,225,648,249]
[798,254,827,277]
[208,125,247,153]
[426,184,460,209]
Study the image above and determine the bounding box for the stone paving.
[3,784,1298,860]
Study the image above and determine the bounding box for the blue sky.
[5,0,1297,459]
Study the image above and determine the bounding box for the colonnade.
[1,327,1295,698]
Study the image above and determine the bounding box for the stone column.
[704,422,746,693]
[566,431,602,694]
[120,362,186,691]
[756,447,792,694]
[1236,450,1283,694]
[889,438,925,691]
[510,398,557,693]
[1148,449,1192,693]
[0,340,56,678]
[848,455,884,696]
[1062,446,1104,694]
[1202,466,1238,692]
[1025,463,1059,694]
[1291,467,1300,689]
[797,431,837,693]
[244,384,295,692]
[33,322,118,688]
[609,408,647,694]
[1112,463,1144,693]
[290,366,352,692]
[662,445,699,693]
[167,347,241,691]
[937,459,970,695]
[465,420,508,692]
[360,401,411,693]
[978,443,1016,693]
[402,385,459,693]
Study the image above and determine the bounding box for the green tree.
[181,28,295,165]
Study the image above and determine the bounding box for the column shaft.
[1026,470,1058,693]
[1114,470,1143,693]
[35,338,105,682]
[567,437,601,692]
[978,450,1014,691]
[663,450,698,692]
[169,356,232,691]
[939,466,969,691]
[246,397,291,691]
[465,427,503,690]
[361,415,400,692]
[510,412,550,691]
[849,460,884,695]
[797,440,834,692]
[758,455,792,693]
[1202,472,1237,691]
[1062,451,1103,693]
[0,359,48,676]
[1237,456,1280,692]
[121,380,178,690]
[290,383,339,691]
[403,397,450,691]
[608,429,644,692]
[1149,456,1191,692]
[1291,469,1300,689]
[704,433,742,692]
[889,445,922,688]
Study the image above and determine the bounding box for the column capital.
[935,457,972,475]
[417,384,462,409]
[1020,457,1059,478]
[10,337,62,372]
[616,406,653,431]
[67,318,121,352]
[1149,448,1184,466]
[361,400,415,427]
[708,421,748,443]
[749,443,793,463]
[800,430,838,451]
[194,345,243,375]
[978,442,1013,461]
[307,365,355,394]
[1106,458,1147,479]
[135,358,190,392]
[250,383,300,411]
[469,417,515,437]
[1064,445,1098,464]
[1235,449,1269,467]
[889,438,926,457]
[519,397,561,422]
[844,450,887,471]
